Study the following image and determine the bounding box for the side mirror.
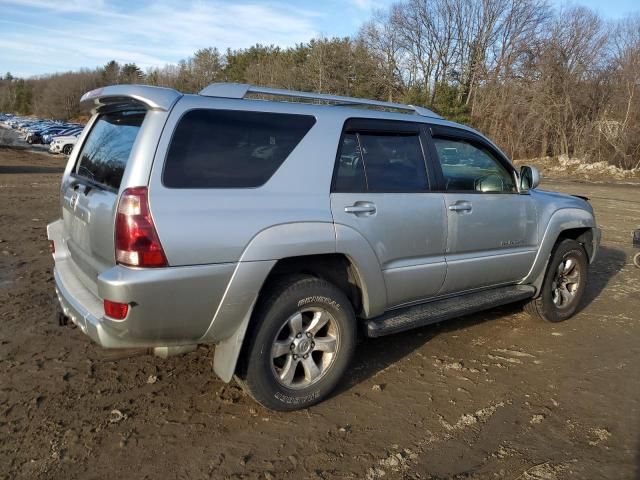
[520,165,540,191]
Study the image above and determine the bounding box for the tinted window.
[433,138,516,193]
[163,109,316,188]
[75,110,144,190]
[333,133,366,192]
[359,133,428,192]
[333,132,428,193]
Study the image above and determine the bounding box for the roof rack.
[199,83,441,119]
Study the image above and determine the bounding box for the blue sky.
[0,0,638,78]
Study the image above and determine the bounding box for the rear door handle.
[448,201,472,212]
[344,202,376,216]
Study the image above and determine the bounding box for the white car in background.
[49,135,78,155]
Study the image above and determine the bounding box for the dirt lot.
[0,143,639,480]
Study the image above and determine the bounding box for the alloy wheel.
[551,253,581,308]
[270,307,339,389]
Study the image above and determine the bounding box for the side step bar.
[365,285,535,338]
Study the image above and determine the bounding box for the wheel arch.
[239,221,387,318]
[263,254,364,315]
[557,227,595,260]
[522,208,599,294]
[206,223,386,383]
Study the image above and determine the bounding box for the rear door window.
[333,130,429,193]
[359,133,428,192]
[333,133,366,193]
[163,109,316,188]
[74,110,145,190]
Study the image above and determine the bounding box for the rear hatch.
[61,110,145,294]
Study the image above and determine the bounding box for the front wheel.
[633,252,640,269]
[238,275,356,411]
[62,145,73,155]
[524,239,588,322]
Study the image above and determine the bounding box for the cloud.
[0,0,321,76]
[1,0,107,13]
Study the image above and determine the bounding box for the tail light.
[115,186,168,267]
[104,299,128,320]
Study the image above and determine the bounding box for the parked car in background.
[49,134,79,155]
[43,126,82,144]
[27,125,67,144]
[21,121,46,135]
[22,119,57,134]
[0,114,85,151]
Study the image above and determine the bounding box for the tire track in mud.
[1,147,639,479]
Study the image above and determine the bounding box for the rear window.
[163,109,316,188]
[74,110,145,190]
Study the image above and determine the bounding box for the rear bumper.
[54,263,119,347]
[48,219,235,349]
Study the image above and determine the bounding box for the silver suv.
[48,83,600,410]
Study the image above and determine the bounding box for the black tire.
[238,275,356,411]
[62,145,72,155]
[633,252,640,269]
[524,239,588,322]
[27,137,33,144]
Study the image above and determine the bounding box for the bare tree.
[2,4,639,171]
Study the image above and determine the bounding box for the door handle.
[448,201,472,212]
[344,202,376,215]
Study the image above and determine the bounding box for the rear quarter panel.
[147,96,343,266]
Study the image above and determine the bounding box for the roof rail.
[199,83,441,119]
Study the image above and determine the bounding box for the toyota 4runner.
[47,83,600,410]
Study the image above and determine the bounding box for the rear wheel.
[238,275,356,411]
[524,239,588,322]
[633,252,640,269]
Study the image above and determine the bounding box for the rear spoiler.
[80,85,182,112]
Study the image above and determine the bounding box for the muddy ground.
[0,141,639,480]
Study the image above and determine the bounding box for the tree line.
[1,0,638,169]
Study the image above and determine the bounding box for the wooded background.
[1,0,639,169]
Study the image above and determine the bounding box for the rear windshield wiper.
[70,171,109,194]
